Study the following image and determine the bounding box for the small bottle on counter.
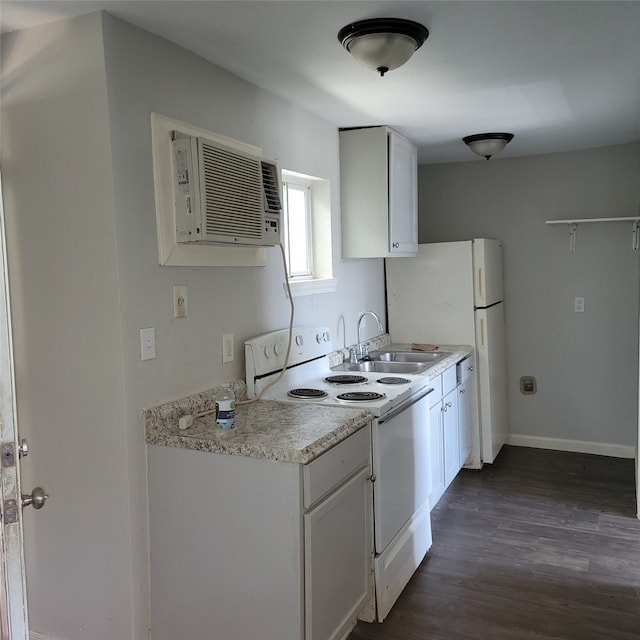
[215,384,236,429]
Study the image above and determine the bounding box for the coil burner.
[324,375,367,385]
[377,377,411,385]
[287,388,329,400]
[337,391,385,402]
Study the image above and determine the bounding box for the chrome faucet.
[356,311,384,359]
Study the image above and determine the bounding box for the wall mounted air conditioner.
[172,135,282,247]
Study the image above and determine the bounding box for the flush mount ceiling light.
[462,133,515,160]
[337,18,429,76]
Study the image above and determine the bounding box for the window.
[281,170,336,296]
[283,179,313,277]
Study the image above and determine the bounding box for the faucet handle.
[349,348,358,364]
[361,343,369,358]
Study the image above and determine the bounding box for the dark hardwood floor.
[349,445,640,640]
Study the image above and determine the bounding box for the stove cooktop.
[245,326,429,417]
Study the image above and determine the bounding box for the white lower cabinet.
[304,466,372,640]
[147,425,373,640]
[428,383,445,508]
[428,364,462,509]
[457,356,474,466]
[442,385,460,487]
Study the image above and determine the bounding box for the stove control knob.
[295,335,304,346]
[264,345,274,358]
[274,343,282,356]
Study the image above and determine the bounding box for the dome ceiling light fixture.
[337,17,429,76]
[462,133,515,160]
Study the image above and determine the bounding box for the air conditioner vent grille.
[201,142,264,239]
[261,161,282,213]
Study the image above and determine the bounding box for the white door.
[475,303,509,464]
[388,130,418,255]
[304,466,372,640]
[0,173,29,639]
[472,238,504,307]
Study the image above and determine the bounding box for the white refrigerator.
[385,239,508,467]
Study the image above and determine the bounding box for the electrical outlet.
[574,296,585,313]
[173,285,187,318]
[140,327,156,361]
[222,333,234,363]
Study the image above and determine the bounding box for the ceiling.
[2,1,640,164]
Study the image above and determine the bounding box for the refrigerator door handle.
[477,267,484,302]
[479,317,486,348]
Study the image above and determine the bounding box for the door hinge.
[1,442,15,468]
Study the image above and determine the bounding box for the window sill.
[286,277,337,298]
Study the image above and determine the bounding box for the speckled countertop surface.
[144,383,371,464]
[144,339,472,464]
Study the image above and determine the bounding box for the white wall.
[418,144,640,452]
[1,11,387,640]
[1,12,135,640]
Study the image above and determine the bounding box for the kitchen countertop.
[144,343,471,465]
[144,384,372,464]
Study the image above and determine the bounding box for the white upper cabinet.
[339,126,418,258]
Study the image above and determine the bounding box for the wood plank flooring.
[349,445,640,640]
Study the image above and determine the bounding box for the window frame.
[280,169,336,297]
[282,178,313,278]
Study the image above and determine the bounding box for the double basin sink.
[332,349,451,375]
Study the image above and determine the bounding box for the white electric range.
[245,326,434,622]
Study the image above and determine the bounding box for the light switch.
[140,328,156,360]
[222,333,234,363]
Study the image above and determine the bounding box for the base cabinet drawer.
[303,426,370,508]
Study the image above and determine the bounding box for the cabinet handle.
[368,474,377,483]
[468,366,474,372]
[460,388,465,394]
[392,242,399,248]
[446,402,452,408]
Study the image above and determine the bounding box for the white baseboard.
[507,434,636,459]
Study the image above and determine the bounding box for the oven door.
[372,387,432,553]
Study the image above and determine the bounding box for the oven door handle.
[378,387,433,425]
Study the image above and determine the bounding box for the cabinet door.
[388,130,418,255]
[304,466,372,640]
[428,401,445,509]
[458,378,473,466]
[443,388,459,487]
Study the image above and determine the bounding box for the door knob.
[22,487,48,510]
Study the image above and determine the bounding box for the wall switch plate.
[140,327,156,361]
[574,296,585,313]
[222,333,234,363]
[173,285,187,318]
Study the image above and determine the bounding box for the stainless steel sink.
[331,361,430,374]
[369,350,451,363]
